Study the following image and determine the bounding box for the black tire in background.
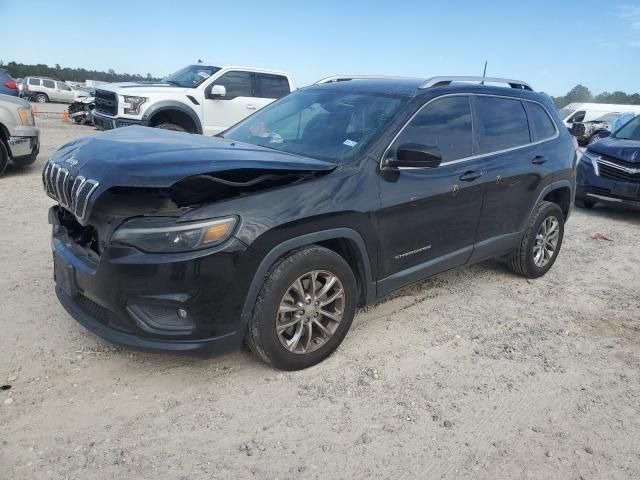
[508,201,565,279]
[154,122,187,132]
[245,246,358,371]
[575,198,595,209]
[0,141,8,176]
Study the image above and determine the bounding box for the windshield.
[557,108,575,120]
[222,88,407,163]
[164,65,221,88]
[613,115,640,140]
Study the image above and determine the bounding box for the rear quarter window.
[254,73,290,99]
[476,96,530,153]
[28,78,40,86]
[524,102,557,141]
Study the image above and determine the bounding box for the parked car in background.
[0,94,39,175]
[570,112,620,145]
[558,103,640,134]
[0,69,19,97]
[68,91,95,125]
[576,114,640,209]
[93,63,295,135]
[22,77,90,103]
[45,75,576,370]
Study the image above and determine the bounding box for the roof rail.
[315,75,411,84]
[420,76,533,91]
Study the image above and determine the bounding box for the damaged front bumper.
[50,206,261,356]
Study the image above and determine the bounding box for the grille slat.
[597,159,640,184]
[41,163,99,222]
[95,90,118,116]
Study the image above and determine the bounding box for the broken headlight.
[581,150,600,175]
[111,216,237,253]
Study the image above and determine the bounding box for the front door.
[56,82,75,102]
[377,95,486,296]
[202,70,256,136]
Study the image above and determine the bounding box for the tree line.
[551,85,640,108]
[0,60,162,83]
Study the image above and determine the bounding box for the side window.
[568,110,585,123]
[212,71,253,99]
[476,96,530,153]
[42,79,55,89]
[28,78,40,86]
[524,102,557,141]
[254,73,290,99]
[58,82,71,91]
[394,96,473,162]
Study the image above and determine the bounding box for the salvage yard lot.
[2,106,640,479]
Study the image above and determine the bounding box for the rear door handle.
[459,170,483,182]
[532,155,547,165]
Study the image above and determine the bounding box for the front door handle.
[459,170,483,182]
[532,155,547,165]
[246,104,257,110]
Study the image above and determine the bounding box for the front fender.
[142,101,202,134]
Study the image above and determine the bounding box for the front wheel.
[245,246,357,370]
[508,201,565,278]
[154,122,187,132]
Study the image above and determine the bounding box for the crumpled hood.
[49,126,335,189]
[45,126,336,224]
[588,136,640,164]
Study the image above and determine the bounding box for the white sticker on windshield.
[198,72,211,79]
[343,139,358,147]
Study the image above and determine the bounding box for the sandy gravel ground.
[1,106,639,479]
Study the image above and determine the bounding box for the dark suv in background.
[577,115,640,209]
[44,75,577,370]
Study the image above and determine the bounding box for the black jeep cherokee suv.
[44,75,577,370]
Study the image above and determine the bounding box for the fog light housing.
[126,303,195,335]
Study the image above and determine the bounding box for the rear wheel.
[154,122,187,132]
[35,93,48,103]
[508,201,565,278]
[245,246,357,370]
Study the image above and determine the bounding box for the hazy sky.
[1,0,639,95]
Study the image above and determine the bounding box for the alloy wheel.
[276,270,345,355]
[533,216,560,267]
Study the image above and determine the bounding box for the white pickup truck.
[93,64,296,136]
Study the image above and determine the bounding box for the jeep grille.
[42,162,99,222]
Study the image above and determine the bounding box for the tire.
[507,201,565,279]
[35,93,48,103]
[245,246,358,370]
[0,141,8,176]
[154,122,187,132]
[575,198,595,209]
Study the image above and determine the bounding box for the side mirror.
[208,84,226,99]
[384,143,442,169]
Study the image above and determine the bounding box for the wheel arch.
[143,101,202,134]
[239,228,375,331]
[542,184,572,221]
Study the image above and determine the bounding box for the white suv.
[93,64,296,136]
[23,77,88,103]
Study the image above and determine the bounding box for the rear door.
[377,95,487,294]
[42,79,57,101]
[202,70,256,135]
[253,73,291,110]
[471,95,557,260]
